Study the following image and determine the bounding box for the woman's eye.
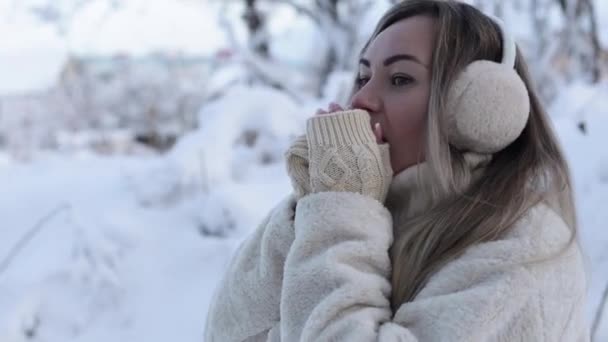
[355,75,370,88]
[391,75,414,87]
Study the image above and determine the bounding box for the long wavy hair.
[357,0,578,310]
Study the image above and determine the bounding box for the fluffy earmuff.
[445,17,530,154]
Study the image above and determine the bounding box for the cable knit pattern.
[306,109,393,202]
[285,134,311,199]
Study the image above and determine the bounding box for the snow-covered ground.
[551,81,608,340]
[0,0,607,341]
[0,84,304,342]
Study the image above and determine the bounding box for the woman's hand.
[285,103,392,201]
[284,103,350,199]
[306,105,393,202]
[316,102,385,145]
[315,102,343,115]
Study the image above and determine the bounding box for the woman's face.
[350,15,436,173]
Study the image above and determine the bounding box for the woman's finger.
[374,123,384,144]
[328,102,342,113]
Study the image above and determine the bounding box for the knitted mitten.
[285,134,311,199]
[306,109,393,203]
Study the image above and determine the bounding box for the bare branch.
[243,0,270,57]
[581,0,602,82]
[217,1,304,102]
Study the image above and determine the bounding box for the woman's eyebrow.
[359,54,428,69]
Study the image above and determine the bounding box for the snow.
[550,82,608,337]
[0,83,302,341]
[0,0,607,341]
[169,84,305,186]
[598,0,608,47]
[66,0,228,57]
[0,23,67,95]
[0,0,228,96]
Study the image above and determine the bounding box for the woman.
[204,1,589,341]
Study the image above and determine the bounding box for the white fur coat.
[204,165,589,341]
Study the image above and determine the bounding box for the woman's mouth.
[371,122,388,144]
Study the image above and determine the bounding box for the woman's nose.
[350,83,381,114]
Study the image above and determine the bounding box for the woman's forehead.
[363,16,436,67]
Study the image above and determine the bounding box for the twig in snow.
[592,279,608,342]
[0,203,71,279]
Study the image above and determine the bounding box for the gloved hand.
[306,109,393,203]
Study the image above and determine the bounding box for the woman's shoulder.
[394,202,588,341]
[507,201,573,245]
[458,201,579,264]
[419,201,586,295]
[409,202,586,304]
[504,202,587,287]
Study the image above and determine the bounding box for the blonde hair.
[358,0,578,310]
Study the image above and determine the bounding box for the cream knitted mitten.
[285,134,311,199]
[306,109,393,203]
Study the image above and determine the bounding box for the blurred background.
[0,0,606,341]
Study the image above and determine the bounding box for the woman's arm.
[278,109,396,340]
[279,191,555,341]
[280,190,394,341]
[204,193,297,342]
[204,131,315,342]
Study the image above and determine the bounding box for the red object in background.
[215,48,234,61]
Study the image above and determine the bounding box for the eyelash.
[391,74,414,86]
[355,74,414,89]
[355,76,369,89]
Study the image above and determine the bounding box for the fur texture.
[204,165,589,341]
[204,194,297,342]
[446,61,530,153]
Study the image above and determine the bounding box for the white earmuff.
[446,15,530,154]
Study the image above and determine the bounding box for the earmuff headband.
[488,15,517,68]
[445,13,529,154]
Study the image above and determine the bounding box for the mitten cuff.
[306,109,376,146]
